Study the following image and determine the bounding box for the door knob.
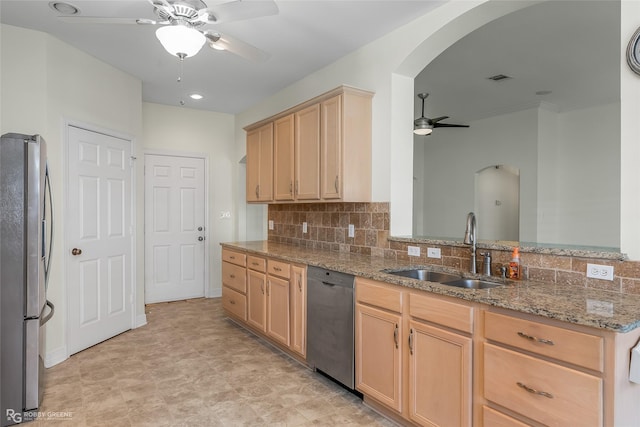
[198,226,203,231]
[71,248,82,256]
[198,236,204,242]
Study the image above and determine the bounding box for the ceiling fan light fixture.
[156,25,206,58]
[413,126,433,136]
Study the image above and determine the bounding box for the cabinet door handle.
[408,328,414,354]
[393,324,399,349]
[517,382,554,399]
[295,180,299,195]
[517,331,555,346]
[267,281,270,296]
[255,185,259,198]
[298,278,302,292]
[334,175,339,193]
[261,282,264,294]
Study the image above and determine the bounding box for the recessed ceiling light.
[49,2,79,15]
[190,94,204,100]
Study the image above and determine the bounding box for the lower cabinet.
[221,248,306,360]
[408,320,472,427]
[355,277,473,426]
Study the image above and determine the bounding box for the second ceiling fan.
[413,92,469,136]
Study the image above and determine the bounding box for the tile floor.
[35,298,395,426]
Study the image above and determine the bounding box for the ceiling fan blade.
[205,0,278,24]
[58,16,142,24]
[206,32,270,62]
[433,123,470,128]
[430,116,449,123]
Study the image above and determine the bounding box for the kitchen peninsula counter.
[221,241,640,333]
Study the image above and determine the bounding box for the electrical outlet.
[586,263,614,281]
[348,224,355,238]
[268,220,274,230]
[302,222,308,233]
[407,246,421,257]
[427,247,441,259]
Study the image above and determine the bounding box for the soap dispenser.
[508,247,521,279]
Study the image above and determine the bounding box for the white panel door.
[67,126,133,355]
[144,154,205,303]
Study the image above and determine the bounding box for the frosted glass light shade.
[156,25,206,58]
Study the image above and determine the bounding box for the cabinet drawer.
[222,286,247,320]
[484,311,603,371]
[484,343,602,427]
[222,249,246,267]
[247,256,266,272]
[222,261,246,293]
[482,406,530,427]
[409,292,473,333]
[356,278,402,313]
[267,259,290,279]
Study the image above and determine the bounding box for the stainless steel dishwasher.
[307,266,355,390]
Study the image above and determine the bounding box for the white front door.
[67,125,133,355]
[144,154,206,303]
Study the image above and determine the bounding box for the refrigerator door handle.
[40,300,55,326]
[43,163,54,290]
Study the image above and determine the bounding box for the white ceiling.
[0,0,444,114]
[415,1,620,125]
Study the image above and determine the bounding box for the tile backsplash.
[267,202,640,295]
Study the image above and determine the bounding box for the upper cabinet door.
[246,122,273,202]
[274,114,295,201]
[321,94,343,200]
[295,104,321,200]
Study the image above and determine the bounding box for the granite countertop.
[221,241,640,333]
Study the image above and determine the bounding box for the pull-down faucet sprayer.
[463,212,477,274]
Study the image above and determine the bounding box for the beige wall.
[141,102,235,300]
[1,24,143,365]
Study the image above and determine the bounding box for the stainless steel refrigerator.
[1,133,54,426]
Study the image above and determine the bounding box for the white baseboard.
[209,287,222,298]
[45,346,68,368]
[135,313,148,328]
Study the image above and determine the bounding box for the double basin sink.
[385,268,502,289]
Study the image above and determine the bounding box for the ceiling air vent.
[487,74,512,82]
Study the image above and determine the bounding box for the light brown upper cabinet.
[274,114,295,201]
[244,86,372,203]
[246,122,273,202]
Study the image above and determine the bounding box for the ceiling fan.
[413,93,469,136]
[57,0,278,62]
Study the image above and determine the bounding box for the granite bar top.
[221,241,640,333]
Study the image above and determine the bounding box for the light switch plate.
[408,246,421,257]
[427,247,441,259]
[268,220,274,230]
[348,224,355,238]
[303,222,308,233]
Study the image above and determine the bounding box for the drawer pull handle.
[229,299,236,305]
[229,256,235,259]
[273,266,282,272]
[230,274,235,279]
[252,262,259,266]
[517,382,554,399]
[393,324,399,349]
[517,331,555,346]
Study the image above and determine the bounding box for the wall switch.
[427,247,441,259]
[268,220,274,230]
[586,263,614,281]
[219,211,231,219]
[302,222,308,233]
[407,246,421,257]
[348,224,355,238]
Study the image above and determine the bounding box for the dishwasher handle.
[321,281,336,287]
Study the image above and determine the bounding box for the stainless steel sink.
[440,278,502,289]
[386,269,461,284]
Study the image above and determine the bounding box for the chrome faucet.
[463,212,477,274]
